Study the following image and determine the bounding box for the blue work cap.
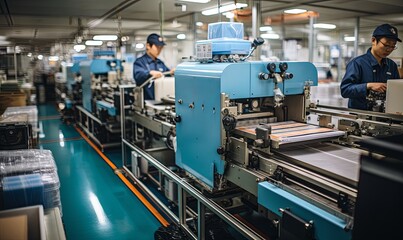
[373,24,401,42]
[147,33,166,46]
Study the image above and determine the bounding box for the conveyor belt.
[274,142,361,187]
[235,121,345,147]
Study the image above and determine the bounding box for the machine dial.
[251,100,259,109]
[267,63,276,73]
[258,72,269,80]
[279,62,288,72]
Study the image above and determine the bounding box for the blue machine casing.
[258,182,352,240]
[96,100,116,116]
[175,61,317,188]
[79,59,123,112]
[90,59,123,74]
[196,39,251,56]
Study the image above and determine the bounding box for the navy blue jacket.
[133,53,170,100]
[340,48,400,110]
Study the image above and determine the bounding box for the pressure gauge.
[279,62,288,72]
[251,100,259,109]
[267,62,276,73]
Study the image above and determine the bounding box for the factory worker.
[133,33,175,100]
[340,23,401,110]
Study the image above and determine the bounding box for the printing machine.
[75,51,128,149]
[123,22,403,240]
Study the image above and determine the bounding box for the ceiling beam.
[87,0,142,29]
[0,0,13,26]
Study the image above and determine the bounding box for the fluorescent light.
[171,19,182,28]
[179,0,210,3]
[225,12,235,19]
[49,56,59,61]
[135,43,145,49]
[74,44,86,52]
[314,23,336,29]
[0,40,11,45]
[177,34,186,40]
[196,21,204,27]
[260,26,272,31]
[85,40,103,46]
[344,36,356,42]
[261,33,280,39]
[202,3,248,16]
[93,35,118,41]
[284,9,307,14]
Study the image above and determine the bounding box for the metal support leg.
[198,200,206,240]
[178,186,187,226]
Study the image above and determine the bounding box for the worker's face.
[146,43,163,59]
[372,37,397,58]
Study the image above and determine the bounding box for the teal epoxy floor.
[37,103,161,239]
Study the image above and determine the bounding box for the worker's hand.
[170,68,175,76]
[367,82,387,93]
[149,70,163,79]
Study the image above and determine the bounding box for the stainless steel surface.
[274,142,361,185]
[226,163,266,196]
[132,111,174,136]
[228,137,249,165]
[122,138,265,240]
[314,104,403,121]
[197,201,206,240]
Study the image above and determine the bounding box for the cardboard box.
[0,92,26,115]
[0,215,28,240]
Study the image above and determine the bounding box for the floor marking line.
[74,126,169,227]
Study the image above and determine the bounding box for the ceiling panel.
[0,0,402,53]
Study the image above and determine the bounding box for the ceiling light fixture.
[344,36,356,42]
[261,33,280,39]
[196,21,204,27]
[93,35,118,41]
[85,40,103,46]
[259,26,272,31]
[225,12,235,19]
[49,56,59,61]
[284,9,307,14]
[135,43,145,49]
[202,3,248,16]
[177,34,186,40]
[314,23,336,29]
[0,40,11,46]
[74,44,86,52]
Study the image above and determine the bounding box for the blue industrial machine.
[175,61,318,188]
[173,22,352,240]
[122,21,403,240]
[81,51,123,115]
[74,51,125,148]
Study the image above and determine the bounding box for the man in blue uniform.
[134,33,175,100]
[340,24,401,110]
